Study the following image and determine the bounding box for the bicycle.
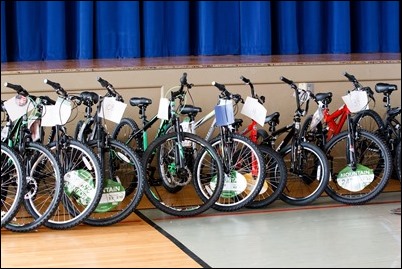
[1,142,25,227]
[300,74,394,204]
[193,80,266,211]
[41,79,104,229]
[131,77,266,212]
[257,76,330,206]
[73,77,146,226]
[353,81,401,181]
[2,82,63,232]
[231,76,287,209]
[113,73,225,216]
[159,78,267,211]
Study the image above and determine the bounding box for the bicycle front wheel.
[45,139,104,230]
[6,142,63,232]
[280,142,330,206]
[324,130,392,205]
[84,139,145,226]
[143,132,224,217]
[246,145,287,209]
[1,143,25,227]
[207,133,266,212]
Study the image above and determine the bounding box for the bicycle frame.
[322,104,350,141]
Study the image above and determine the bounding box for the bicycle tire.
[44,139,104,229]
[353,109,385,138]
[111,118,142,154]
[324,130,392,205]
[113,118,182,193]
[74,120,84,140]
[83,139,145,226]
[279,142,330,206]
[1,143,25,227]
[396,140,401,182]
[142,132,225,217]
[6,142,63,232]
[246,144,287,209]
[300,115,326,149]
[206,133,266,212]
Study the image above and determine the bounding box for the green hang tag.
[94,179,126,213]
[64,169,96,206]
[337,164,374,192]
[220,171,248,198]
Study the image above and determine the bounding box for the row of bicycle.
[1,72,401,233]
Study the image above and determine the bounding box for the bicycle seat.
[265,112,280,126]
[129,97,152,107]
[388,107,401,117]
[315,92,332,104]
[375,83,397,94]
[80,91,99,106]
[179,104,202,116]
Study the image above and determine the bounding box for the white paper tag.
[3,95,35,122]
[41,97,72,126]
[240,96,267,127]
[342,91,369,113]
[157,97,170,120]
[98,97,127,123]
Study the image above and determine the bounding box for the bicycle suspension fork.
[346,114,358,171]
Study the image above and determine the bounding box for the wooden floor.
[1,213,203,268]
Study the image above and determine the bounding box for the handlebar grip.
[212,81,226,92]
[280,76,293,85]
[180,72,188,86]
[4,82,29,96]
[240,76,250,84]
[44,79,60,89]
[97,76,111,88]
[343,72,355,82]
[44,79,68,97]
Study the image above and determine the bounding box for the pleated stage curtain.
[1,0,399,62]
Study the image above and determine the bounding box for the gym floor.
[2,185,400,268]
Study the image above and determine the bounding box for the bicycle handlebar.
[240,75,265,104]
[343,72,375,102]
[97,77,124,102]
[280,76,311,115]
[212,81,244,104]
[4,82,29,97]
[44,79,82,104]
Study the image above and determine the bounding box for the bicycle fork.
[346,115,358,171]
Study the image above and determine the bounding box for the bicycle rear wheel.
[111,118,142,154]
[143,132,224,217]
[396,140,401,182]
[84,139,145,226]
[1,143,25,227]
[324,130,392,205]
[280,142,330,206]
[300,115,326,148]
[207,133,266,211]
[6,142,63,232]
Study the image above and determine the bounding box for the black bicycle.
[257,76,330,206]
[352,79,400,182]
[2,82,63,232]
[73,77,146,226]
[42,79,104,230]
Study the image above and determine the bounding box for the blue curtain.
[1,0,400,62]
